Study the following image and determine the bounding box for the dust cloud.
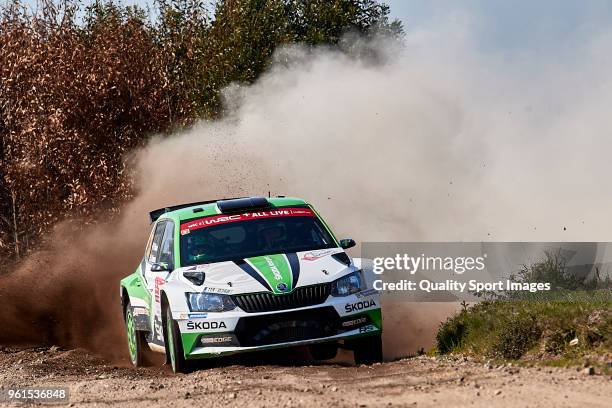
[130,30,612,357]
[2,20,612,361]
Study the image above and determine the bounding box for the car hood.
[177,248,356,295]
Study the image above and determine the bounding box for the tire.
[165,307,190,373]
[125,304,145,367]
[352,334,383,365]
[309,342,338,360]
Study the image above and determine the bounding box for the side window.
[159,222,175,267]
[144,225,156,260]
[148,222,166,264]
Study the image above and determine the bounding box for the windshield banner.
[180,207,315,235]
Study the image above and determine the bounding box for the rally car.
[120,196,382,373]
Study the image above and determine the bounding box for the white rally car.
[120,196,382,373]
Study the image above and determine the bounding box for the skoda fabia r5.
[120,196,382,373]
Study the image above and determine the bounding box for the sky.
[14,0,612,54]
[387,0,612,53]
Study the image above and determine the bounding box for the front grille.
[234,307,339,346]
[232,283,331,313]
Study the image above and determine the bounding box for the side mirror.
[151,262,170,272]
[340,238,356,249]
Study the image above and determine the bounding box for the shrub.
[490,316,541,359]
[436,312,467,354]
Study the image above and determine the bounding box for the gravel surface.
[0,346,610,407]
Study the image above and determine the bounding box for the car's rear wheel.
[352,334,383,365]
[125,304,145,367]
[165,307,190,373]
[309,342,338,360]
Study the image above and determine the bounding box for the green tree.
[155,0,210,121]
[286,0,403,45]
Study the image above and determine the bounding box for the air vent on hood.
[217,197,271,214]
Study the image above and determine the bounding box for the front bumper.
[176,290,382,359]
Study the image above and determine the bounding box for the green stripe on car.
[246,254,293,294]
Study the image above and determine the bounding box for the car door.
[142,220,175,343]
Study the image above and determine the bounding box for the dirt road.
[0,346,609,407]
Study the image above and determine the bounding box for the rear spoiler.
[149,199,224,223]
[148,196,272,223]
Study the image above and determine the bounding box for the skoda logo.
[276,282,288,292]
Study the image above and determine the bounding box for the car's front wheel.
[125,304,145,367]
[351,334,383,365]
[165,307,190,373]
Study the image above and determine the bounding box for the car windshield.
[179,207,337,266]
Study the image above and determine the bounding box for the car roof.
[156,197,309,223]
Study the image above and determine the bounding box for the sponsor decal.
[132,307,148,315]
[344,299,377,313]
[266,256,283,280]
[359,325,376,334]
[341,317,367,328]
[188,313,208,319]
[201,336,234,344]
[180,207,314,235]
[247,254,293,294]
[355,289,378,298]
[186,321,227,330]
[301,249,336,261]
[154,315,164,341]
[201,286,232,294]
[154,277,165,303]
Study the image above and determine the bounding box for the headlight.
[331,271,364,296]
[186,293,236,312]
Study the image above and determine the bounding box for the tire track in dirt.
[0,346,609,407]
